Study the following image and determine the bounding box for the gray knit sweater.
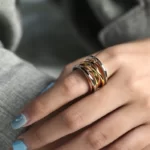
[0,0,52,149]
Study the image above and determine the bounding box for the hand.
[12,39,150,150]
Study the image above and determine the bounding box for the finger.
[54,104,147,150]
[106,125,150,150]
[20,111,77,150]
[17,74,127,149]
[11,48,119,129]
[36,132,78,150]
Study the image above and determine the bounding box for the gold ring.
[73,55,108,92]
[86,56,108,84]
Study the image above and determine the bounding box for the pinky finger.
[106,125,150,150]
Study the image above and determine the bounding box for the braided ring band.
[73,56,108,92]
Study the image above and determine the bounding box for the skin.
[17,39,150,150]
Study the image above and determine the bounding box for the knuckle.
[63,63,73,73]
[87,131,108,150]
[126,77,149,101]
[126,79,136,91]
[110,46,121,55]
[33,100,47,116]
[34,130,44,144]
[126,78,140,94]
[62,74,77,96]
[61,110,84,131]
[107,46,123,64]
[60,63,73,78]
[143,98,150,111]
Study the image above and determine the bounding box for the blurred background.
[15,0,138,78]
[16,0,88,78]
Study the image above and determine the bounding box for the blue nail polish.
[12,140,27,150]
[41,81,55,94]
[11,114,28,130]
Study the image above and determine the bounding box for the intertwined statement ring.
[73,56,108,92]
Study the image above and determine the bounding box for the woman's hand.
[12,39,150,150]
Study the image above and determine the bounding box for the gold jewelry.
[74,65,93,92]
[86,56,108,84]
[83,61,105,86]
[80,62,100,91]
[73,55,108,92]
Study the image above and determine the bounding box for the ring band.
[73,55,108,92]
[86,56,108,83]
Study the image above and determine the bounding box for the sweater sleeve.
[0,48,53,149]
[0,1,54,149]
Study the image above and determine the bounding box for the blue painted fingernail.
[11,114,28,130]
[41,81,55,94]
[12,140,27,150]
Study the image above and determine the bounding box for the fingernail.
[12,140,27,150]
[11,114,28,130]
[41,81,55,94]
